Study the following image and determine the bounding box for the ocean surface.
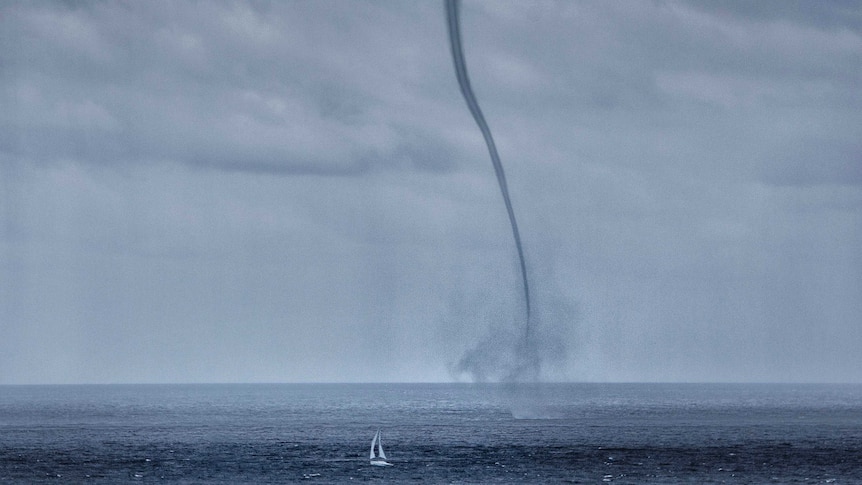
[1,383,861,483]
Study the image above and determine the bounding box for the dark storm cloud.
[683,0,862,32]
[1,1,457,175]
[457,1,862,187]
[759,138,862,187]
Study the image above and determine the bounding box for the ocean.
[1,383,861,483]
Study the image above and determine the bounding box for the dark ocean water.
[1,383,861,483]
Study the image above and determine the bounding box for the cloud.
[1,1,860,384]
[1,1,460,176]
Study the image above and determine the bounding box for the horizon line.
[3,380,861,387]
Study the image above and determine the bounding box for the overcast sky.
[2,0,860,384]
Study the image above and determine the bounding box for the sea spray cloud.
[446,271,576,384]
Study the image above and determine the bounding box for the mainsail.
[377,431,386,460]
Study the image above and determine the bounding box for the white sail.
[369,430,379,460]
[377,431,387,460]
[369,429,392,466]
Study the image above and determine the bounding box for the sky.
[1,0,860,384]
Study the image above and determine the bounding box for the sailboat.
[369,429,393,466]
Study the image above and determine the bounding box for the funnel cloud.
[446,0,543,382]
[445,0,530,323]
